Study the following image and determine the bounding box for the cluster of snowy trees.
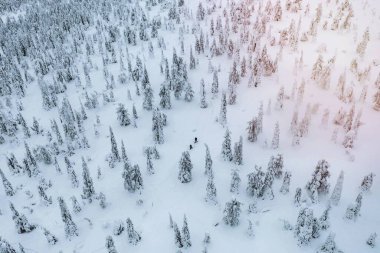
[0,0,378,252]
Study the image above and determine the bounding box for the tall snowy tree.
[152,108,164,144]
[345,193,363,220]
[143,81,154,111]
[159,82,171,109]
[178,151,192,183]
[230,170,241,194]
[9,203,36,234]
[204,144,213,177]
[173,222,183,248]
[182,215,191,248]
[247,117,259,142]
[58,197,78,239]
[124,164,143,193]
[109,127,120,163]
[218,92,227,126]
[233,136,243,165]
[81,157,96,202]
[306,159,331,203]
[205,175,217,204]
[211,71,219,97]
[280,171,291,194]
[0,169,15,196]
[106,236,118,253]
[116,104,131,126]
[146,152,154,175]
[271,121,280,149]
[221,129,233,161]
[294,207,320,246]
[317,233,343,253]
[330,171,344,206]
[223,199,242,226]
[126,218,141,245]
[200,79,208,108]
[366,233,377,248]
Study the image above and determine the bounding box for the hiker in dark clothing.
[194,137,198,144]
[189,144,193,150]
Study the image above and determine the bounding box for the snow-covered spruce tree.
[221,129,233,161]
[7,153,22,175]
[146,152,154,175]
[280,171,291,194]
[9,203,36,234]
[200,79,208,108]
[82,157,96,202]
[223,199,242,227]
[311,55,324,81]
[182,215,191,248]
[294,187,302,207]
[260,169,275,200]
[152,108,164,144]
[24,142,37,169]
[294,207,320,246]
[227,81,237,105]
[345,193,363,220]
[71,196,82,214]
[184,82,194,102]
[42,227,58,245]
[116,104,131,126]
[121,141,129,164]
[31,117,42,135]
[268,154,284,179]
[271,121,280,149]
[319,206,331,230]
[143,79,154,111]
[230,170,241,194]
[110,216,125,236]
[361,173,375,192]
[178,151,192,183]
[273,0,282,21]
[246,166,265,197]
[204,144,213,177]
[58,197,78,239]
[306,160,331,203]
[124,164,143,193]
[233,136,243,165]
[126,218,141,245]
[330,171,344,206]
[247,220,255,237]
[132,104,138,119]
[373,88,380,111]
[159,82,171,109]
[18,113,30,138]
[211,71,219,97]
[196,2,205,21]
[275,86,285,110]
[106,236,118,253]
[205,175,217,204]
[0,168,15,196]
[109,127,120,163]
[247,117,259,142]
[317,233,343,253]
[367,233,377,248]
[38,185,52,205]
[173,222,183,248]
[218,92,227,126]
[0,237,17,253]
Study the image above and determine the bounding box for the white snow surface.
[0,0,380,252]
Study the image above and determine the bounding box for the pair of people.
[189,137,198,150]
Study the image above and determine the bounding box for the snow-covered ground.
[0,0,379,252]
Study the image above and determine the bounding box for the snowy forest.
[0,0,379,252]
